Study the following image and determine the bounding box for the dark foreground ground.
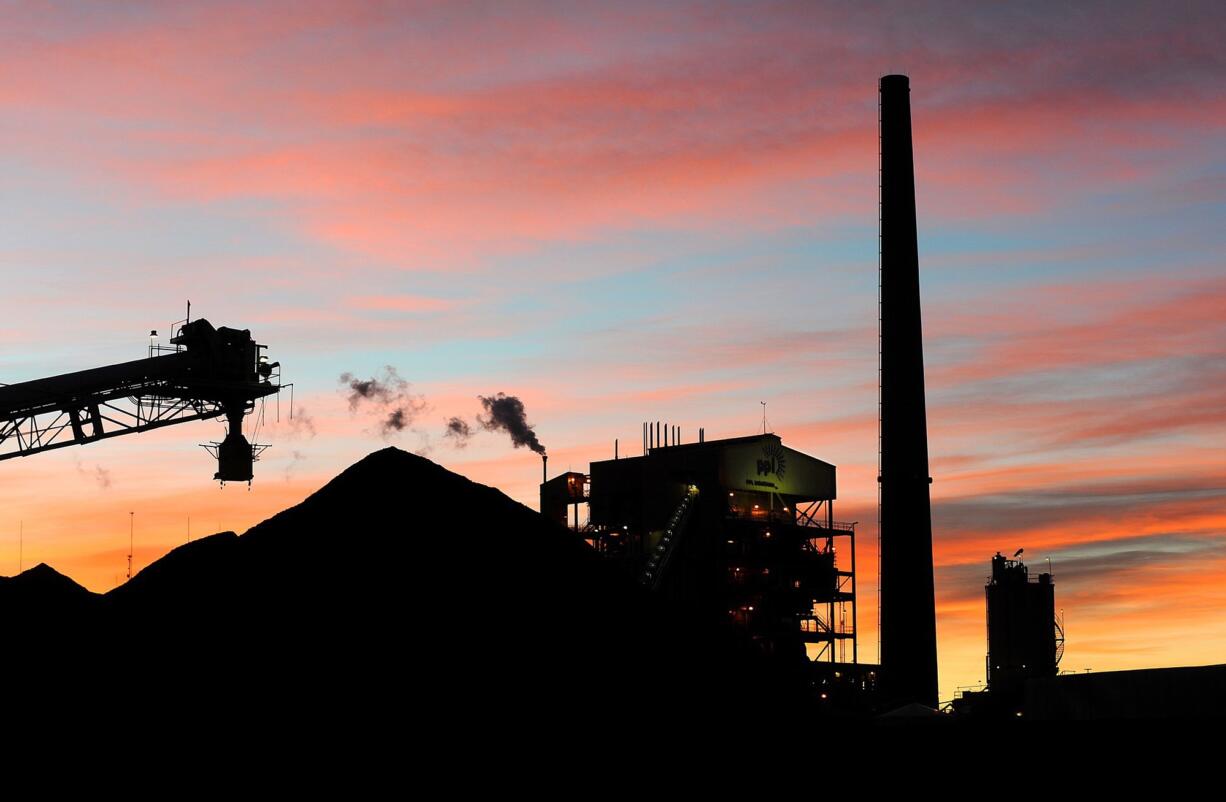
[2,447,817,740]
[6,448,1215,756]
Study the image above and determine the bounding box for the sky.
[1,0,1224,704]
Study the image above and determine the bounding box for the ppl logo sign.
[756,442,787,480]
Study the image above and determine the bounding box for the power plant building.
[542,431,874,706]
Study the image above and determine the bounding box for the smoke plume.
[385,408,410,432]
[74,458,113,489]
[477,393,545,454]
[443,416,473,448]
[340,366,428,436]
[341,367,406,409]
[286,405,317,439]
[284,449,307,482]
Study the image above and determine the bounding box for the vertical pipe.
[878,74,938,709]
[851,523,858,665]
[542,454,548,484]
[615,438,619,460]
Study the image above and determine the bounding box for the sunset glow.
[1,1,1223,703]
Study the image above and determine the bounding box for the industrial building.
[533,73,937,714]
[542,429,876,708]
[986,552,1061,690]
[1023,664,1226,719]
[951,551,1062,717]
[954,550,1226,719]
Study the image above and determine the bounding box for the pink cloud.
[343,295,458,313]
[2,2,1221,271]
[927,274,1226,384]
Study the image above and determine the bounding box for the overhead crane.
[0,313,282,484]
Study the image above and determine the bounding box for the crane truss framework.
[0,393,225,461]
[0,318,279,479]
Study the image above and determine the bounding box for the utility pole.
[127,511,134,581]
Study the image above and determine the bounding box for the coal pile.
[2,448,808,735]
[0,563,96,635]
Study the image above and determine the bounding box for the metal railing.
[641,485,699,590]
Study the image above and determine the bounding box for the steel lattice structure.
[0,318,280,482]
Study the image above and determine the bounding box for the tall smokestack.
[542,454,548,484]
[878,74,938,709]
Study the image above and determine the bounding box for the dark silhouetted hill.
[0,562,94,601]
[2,447,810,737]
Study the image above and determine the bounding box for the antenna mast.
[127,511,134,581]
